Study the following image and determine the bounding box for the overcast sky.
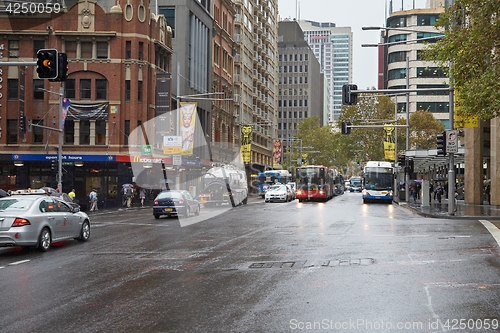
[277,0,429,89]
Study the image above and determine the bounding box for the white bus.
[362,161,395,203]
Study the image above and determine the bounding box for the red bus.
[295,165,337,202]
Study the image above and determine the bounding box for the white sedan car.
[265,185,293,202]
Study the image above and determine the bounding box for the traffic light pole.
[58,86,63,192]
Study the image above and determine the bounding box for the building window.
[388,51,407,63]
[80,79,91,99]
[33,40,45,58]
[95,79,107,100]
[96,42,108,59]
[387,16,406,28]
[417,67,447,78]
[95,120,106,145]
[33,80,44,99]
[417,102,449,113]
[65,41,77,58]
[8,40,19,58]
[33,120,43,144]
[160,7,176,38]
[137,81,143,101]
[388,68,407,80]
[416,84,450,96]
[65,79,76,99]
[417,14,439,26]
[64,120,74,144]
[125,80,130,101]
[7,79,18,100]
[124,120,130,145]
[81,42,92,59]
[7,119,17,144]
[138,42,143,60]
[214,44,220,66]
[416,32,443,43]
[125,41,131,59]
[79,120,90,145]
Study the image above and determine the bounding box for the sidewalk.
[397,197,500,220]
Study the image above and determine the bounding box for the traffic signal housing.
[398,155,406,167]
[37,49,58,80]
[436,131,446,156]
[341,121,351,134]
[50,53,68,82]
[341,84,358,105]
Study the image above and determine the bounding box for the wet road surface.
[1,193,500,332]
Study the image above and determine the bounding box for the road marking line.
[9,259,30,265]
[479,220,500,246]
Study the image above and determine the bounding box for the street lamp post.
[361,25,455,213]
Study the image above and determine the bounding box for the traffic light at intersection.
[436,131,447,156]
[36,49,58,80]
[341,121,351,134]
[50,53,68,82]
[342,84,358,105]
[398,155,406,167]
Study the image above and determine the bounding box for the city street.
[1,193,500,332]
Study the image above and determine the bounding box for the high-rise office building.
[233,0,279,171]
[277,21,322,159]
[298,20,353,123]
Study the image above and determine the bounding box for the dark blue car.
[153,190,200,219]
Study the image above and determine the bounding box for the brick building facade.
[0,0,173,207]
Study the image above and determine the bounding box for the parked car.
[0,189,90,251]
[153,190,200,219]
[265,184,294,203]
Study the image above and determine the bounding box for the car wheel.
[184,206,191,218]
[154,214,160,219]
[195,204,200,216]
[78,220,90,242]
[38,227,51,252]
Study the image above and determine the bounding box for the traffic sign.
[446,130,458,153]
[173,155,182,166]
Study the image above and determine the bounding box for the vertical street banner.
[62,98,71,129]
[179,102,197,155]
[383,123,395,161]
[19,66,25,140]
[273,139,282,168]
[241,125,253,163]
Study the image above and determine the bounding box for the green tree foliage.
[337,93,395,163]
[425,0,500,121]
[409,110,446,150]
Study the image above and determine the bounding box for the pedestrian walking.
[126,185,133,208]
[435,182,443,203]
[140,188,146,207]
[429,182,434,204]
[89,189,98,212]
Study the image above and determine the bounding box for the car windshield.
[158,191,182,199]
[267,185,282,191]
[272,185,286,192]
[0,198,35,211]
